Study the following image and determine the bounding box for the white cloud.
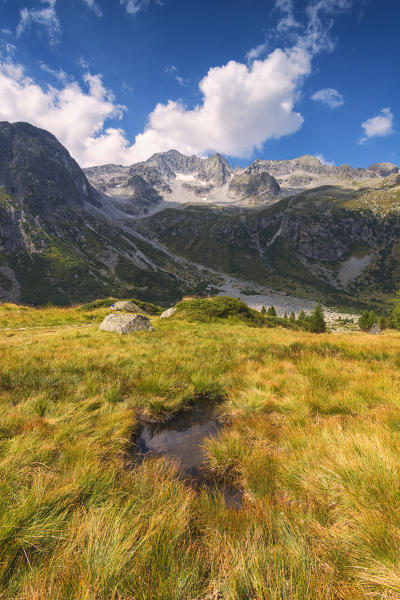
[311,87,344,108]
[0,46,310,167]
[275,0,301,33]
[0,0,353,168]
[16,0,61,47]
[245,42,269,63]
[120,0,162,15]
[359,107,394,144]
[0,61,127,167]
[315,153,335,166]
[83,0,103,17]
[132,46,311,160]
[164,65,189,87]
[39,61,68,82]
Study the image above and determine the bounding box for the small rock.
[99,313,154,334]
[110,300,141,313]
[160,307,177,319]
[369,324,382,335]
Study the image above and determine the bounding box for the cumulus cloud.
[0,45,311,166]
[0,61,128,167]
[83,0,103,17]
[16,0,61,47]
[133,46,311,159]
[311,87,344,108]
[1,0,354,167]
[359,107,394,144]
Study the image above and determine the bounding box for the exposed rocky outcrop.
[110,300,141,312]
[160,307,177,318]
[0,121,100,211]
[99,313,154,333]
[243,155,399,191]
[229,170,280,201]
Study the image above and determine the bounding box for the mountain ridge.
[85,147,399,215]
[1,121,400,309]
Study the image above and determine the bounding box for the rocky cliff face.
[244,155,399,191]
[0,122,99,211]
[229,170,281,202]
[1,121,400,308]
[139,183,400,304]
[86,150,399,214]
[0,122,213,305]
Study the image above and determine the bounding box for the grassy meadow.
[1,300,400,599]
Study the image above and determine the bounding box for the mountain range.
[1,120,400,309]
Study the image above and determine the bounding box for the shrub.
[358,310,377,331]
[378,314,389,330]
[175,296,264,325]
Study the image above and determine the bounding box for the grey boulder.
[110,300,141,313]
[99,313,154,334]
[369,324,382,335]
[160,307,177,319]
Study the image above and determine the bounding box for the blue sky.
[0,0,398,168]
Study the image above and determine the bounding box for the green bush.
[175,296,265,325]
[358,310,377,331]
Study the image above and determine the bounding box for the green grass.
[1,301,400,598]
[174,295,265,325]
[0,298,163,329]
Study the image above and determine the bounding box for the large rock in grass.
[109,300,141,312]
[160,307,177,319]
[99,313,154,334]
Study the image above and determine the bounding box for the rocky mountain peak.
[0,121,98,210]
[366,162,399,177]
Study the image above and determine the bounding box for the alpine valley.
[1,120,400,310]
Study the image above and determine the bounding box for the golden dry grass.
[1,302,400,599]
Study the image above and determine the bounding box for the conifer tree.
[283,312,288,321]
[309,301,326,333]
[289,311,296,323]
[390,289,400,329]
[298,309,306,321]
[267,306,277,317]
[261,305,267,316]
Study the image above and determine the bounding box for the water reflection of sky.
[137,419,220,473]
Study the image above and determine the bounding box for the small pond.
[133,403,242,508]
